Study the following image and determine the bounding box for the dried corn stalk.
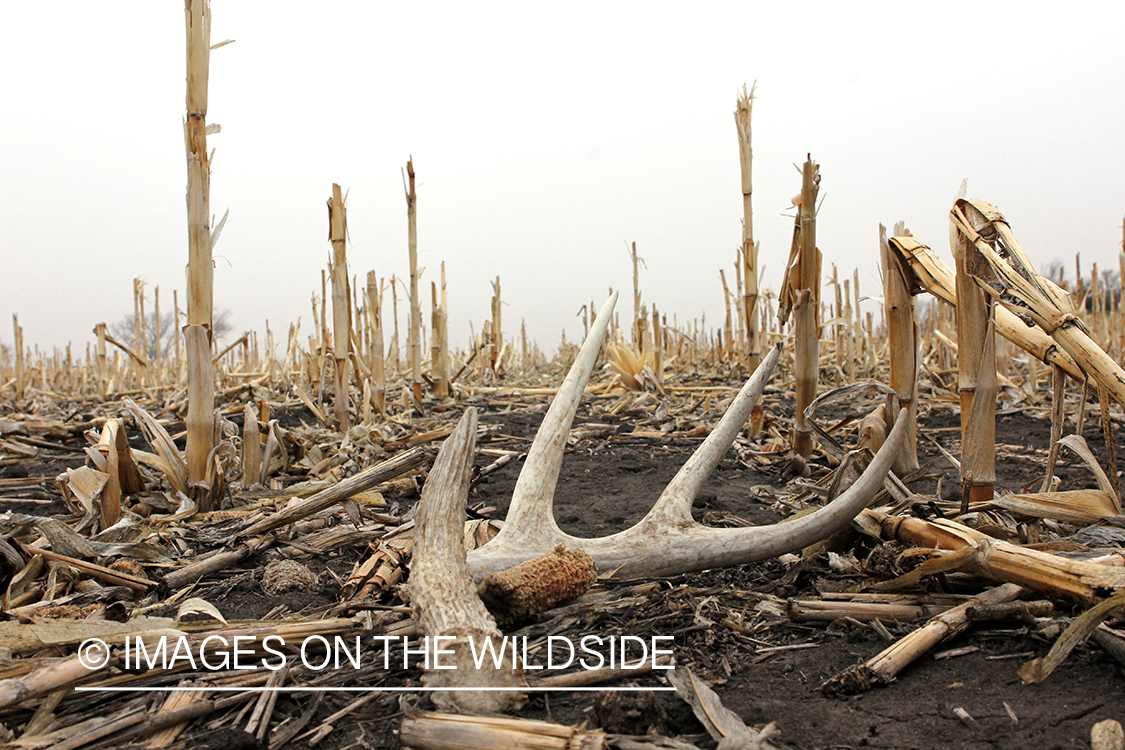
[328,183,351,431]
[866,510,1125,605]
[400,711,606,750]
[951,203,997,511]
[949,199,1125,404]
[735,82,760,371]
[822,583,1023,696]
[779,156,822,458]
[880,224,919,474]
[887,236,1082,379]
[184,0,216,494]
[405,158,423,406]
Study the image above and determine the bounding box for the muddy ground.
[3,386,1124,749]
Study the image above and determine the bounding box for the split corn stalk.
[735,82,760,370]
[405,159,422,405]
[880,224,919,474]
[184,0,215,490]
[328,183,351,431]
[780,156,821,457]
[866,510,1125,605]
[951,202,996,509]
[886,236,1083,379]
[365,271,385,414]
[949,199,1125,405]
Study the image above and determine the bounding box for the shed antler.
[457,292,906,582]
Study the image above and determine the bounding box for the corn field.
[1,3,1124,749]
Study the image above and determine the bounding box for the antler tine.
[467,408,907,581]
[643,341,781,527]
[496,292,619,546]
[411,407,528,711]
[588,408,909,577]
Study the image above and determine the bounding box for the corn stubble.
[7,43,1125,746]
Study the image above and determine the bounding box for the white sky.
[3,2,1124,359]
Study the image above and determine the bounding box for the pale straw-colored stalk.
[366,271,385,414]
[328,183,351,431]
[184,0,215,490]
[735,82,760,370]
[949,199,1125,406]
[404,160,422,405]
[779,156,821,458]
[490,276,502,373]
[951,202,996,510]
[887,236,1083,379]
[881,224,919,474]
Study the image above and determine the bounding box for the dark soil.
[5,391,1124,749]
[452,397,1124,750]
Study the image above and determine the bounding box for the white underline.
[77,686,676,692]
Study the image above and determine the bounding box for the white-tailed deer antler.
[447,293,906,582]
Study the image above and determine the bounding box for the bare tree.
[1042,259,1067,286]
[110,309,233,359]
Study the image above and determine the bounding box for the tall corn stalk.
[12,316,24,400]
[881,224,919,474]
[133,278,146,385]
[328,183,351,431]
[780,156,821,458]
[366,271,385,414]
[490,276,502,373]
[628,242,643,353]
[153,286,161,371]
[431,269,449,397]
[951,203,996,510]
[93,322,107,399]
[184,0,215,498]
[404,159,422,406]
[735,82,760,370]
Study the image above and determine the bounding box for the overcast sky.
[3,3,1124,360]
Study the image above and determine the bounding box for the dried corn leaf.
[985,490,1119,525]
[60,467,108,517]
[1019,589,1125,684]
[123,399,188,495]
[5,556,44,609]
[1057,435,1121,511]
[667,667,782,750]
[176,598,227,625]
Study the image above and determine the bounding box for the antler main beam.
[452,294,905,583]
